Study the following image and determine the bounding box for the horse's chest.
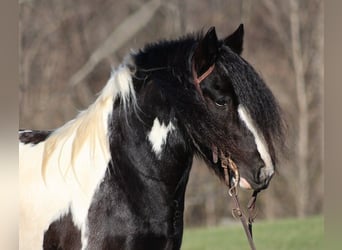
[82,174,179,250]
[43,213,81,250]
[43,215,175,250]
[43,198,177,250]
[85,233,174,250]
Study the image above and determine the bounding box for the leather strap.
[192,61,215,97]
[220,152,258,250]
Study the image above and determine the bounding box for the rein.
[191,60,259,250]
[220,152,259,250]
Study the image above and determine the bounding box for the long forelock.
[217,46,285,162]
[41,63,137,178]
[174,85,243,162]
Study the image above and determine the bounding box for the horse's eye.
[215,98,227,107]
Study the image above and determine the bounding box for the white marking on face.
[19,63,136,249]
[148,118,174,158]
[237,105,274,176]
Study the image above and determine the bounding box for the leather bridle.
[220,152,259,250]
[192,61,215,98]
[192,61,259,250]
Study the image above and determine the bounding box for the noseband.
[220,152,259,250]
[191,62,259,250]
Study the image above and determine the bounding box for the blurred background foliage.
[19,0,323,227]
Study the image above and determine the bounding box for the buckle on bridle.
[219,151,258,250]
[220,152,239,194]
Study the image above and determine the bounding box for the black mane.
[131,34,284,167]
[217,46,285,163]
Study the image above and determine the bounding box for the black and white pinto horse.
[19,24,284,250]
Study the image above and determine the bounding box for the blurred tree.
[258,0,323,217]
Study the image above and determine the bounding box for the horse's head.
[131,25,284,192]
[187,25,284,191]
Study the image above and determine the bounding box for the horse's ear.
[192,26,218,76]
[223,24,244,55]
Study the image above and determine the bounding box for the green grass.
[182,216,323,250]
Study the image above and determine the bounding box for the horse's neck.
[108,110,193,203]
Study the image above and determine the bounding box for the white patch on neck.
[148,118,174,158]
[237,105,274,175]
[19,63,136,250]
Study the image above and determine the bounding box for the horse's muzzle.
[256,167,274,190]
[240,167,274,191]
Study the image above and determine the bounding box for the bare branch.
[262,0,290,52]
[19,0,36,4]
[69,0,162,87]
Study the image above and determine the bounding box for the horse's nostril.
[258,158,266,168]
[258,168,274,185]
[258,168,265,182]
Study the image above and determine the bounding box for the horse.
[19,24,284,250]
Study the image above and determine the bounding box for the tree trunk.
[289,0,309,218]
